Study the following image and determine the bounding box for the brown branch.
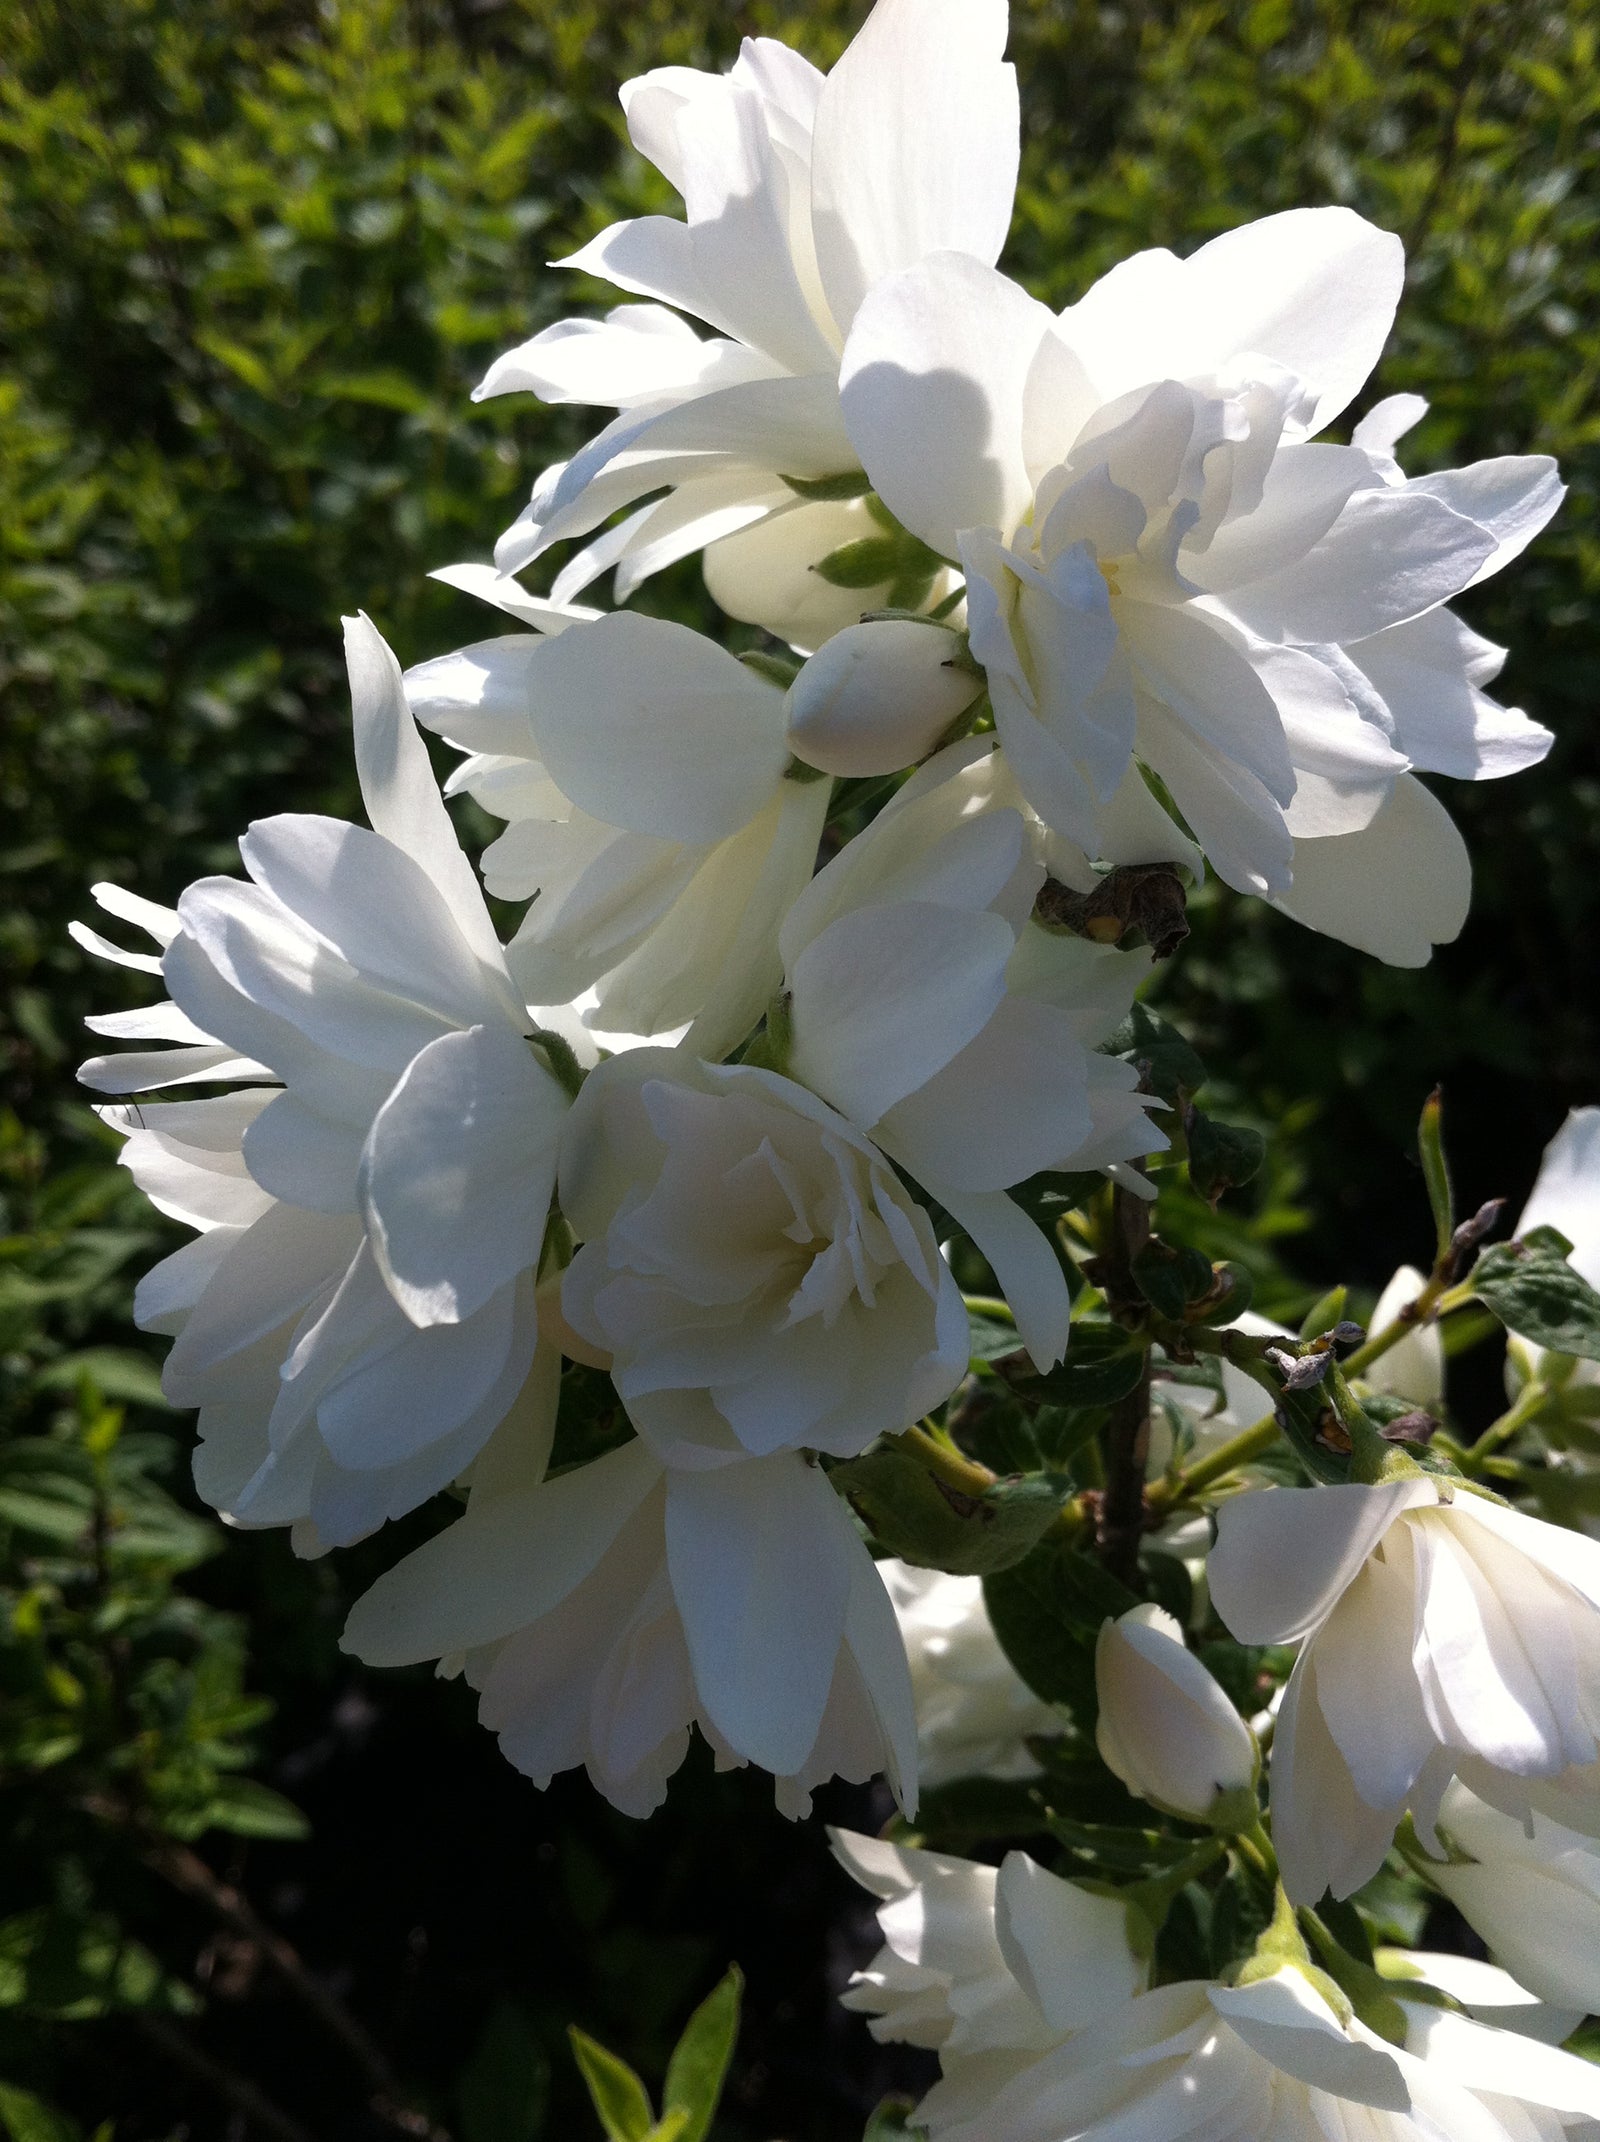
[1095,1174,1153,1585]
[134,2014,315,2142]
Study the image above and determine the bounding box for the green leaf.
[905,1777,1049,1849]
[569,2027,655,2142]
[966,1304,1022,1363]
[662,1964,741,2142]
[458,2000,549,2142]
[1029,1324,1148,1408]
[831,1449,1066,1576]
[984,1539,1140,1714]
[1417,1089,1453,1263]
[0,2083,80,2142]
[34,1348,172,1409]
[1130,1241,1191,1321]
[1105,1003,1205,1103]
[199,1777,310,1841]
[1473,1232,1600,1360]
[1185,1113,1266,1202]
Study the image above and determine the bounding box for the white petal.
[878,996,1093,1193]
[933,1185,1071,1372]
[840,255,1050,552]
[359,1024,567,1326]
[1400,2003,1600,2120]
[1229,485,1496,644]
[1061,207,1404,432]
[242,1091,365,1214]
[341,1438,664,1664]
[520,612,787,843]
[1406,455,1564,589]
[1519,1107,1600,1287]
[476,306,775,408]
[809,0,1018,334]
[1208,1971,1410,2110]
[342,613,511,979]
[427,562,600,632]
[1348,608,1553,782]
[788,902,1014,1127]
[704,495,905,651]
[665,1454,854,1775]
[1277,774,1471,967]
[1209,1479,1437,1644]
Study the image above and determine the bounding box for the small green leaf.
[662,1964,742,2142]
[0,2083,80,2142]
[1473,1233,1600,1360]
[967,1304,1022,1363]
[200,1777,310,1841]
[569,2027,655,2142]
[1028,1324,1148,1408]
[831,1449,1066,1575]
[1105,1003,1206,1103]
[1130,1241,1190,1321]
[1417,1088,1453,1264]
[1299,1287,1348,1341]
[1185,1113,1266,1202]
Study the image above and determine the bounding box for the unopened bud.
[784,619,983,777]
[1095,1604,1257,1824]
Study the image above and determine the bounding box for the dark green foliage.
[4,0,1598,2132]
[1473,1226,1600,1359]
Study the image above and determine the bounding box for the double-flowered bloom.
[1211,1477,1600,1901]
[80,618,571,1552]
[834,210,1561,958]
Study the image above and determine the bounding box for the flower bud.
[1095,1604,1257,1824]
[784,619,983,777]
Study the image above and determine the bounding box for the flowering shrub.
[9,0,1600,2134]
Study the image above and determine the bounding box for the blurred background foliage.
[0,0,1595,2132]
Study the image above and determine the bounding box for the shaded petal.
[931,1185,1070,1371]
[359,1024,568,1326]
[1277,774,1471,967]
[520,612,788,843]
[1209,1479,1436,1645]
[840,254,1049,552]
[664,1454,854,1774]
[341,1439,664,1664]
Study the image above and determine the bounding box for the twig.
[1096,1173,1153,1584]
[134,2013,315,2142]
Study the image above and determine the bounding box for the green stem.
[888,1423,997,1499]
[963,1294,1016,1327]
[1460,1375,1552,1472]
[1233,1821,1279,1884]
[1148,1412,1280,1514]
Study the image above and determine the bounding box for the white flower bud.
[784,618,983,777]
[1095,1604,1257,1823]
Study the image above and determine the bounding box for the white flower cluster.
[73,2,1600,2133]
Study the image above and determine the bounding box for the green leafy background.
[2,0,1596,2133]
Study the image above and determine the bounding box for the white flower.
[77,617,570,1551]
[343,1422,916,1820]
[1209,1478,1600,1901]
[1425,1778,1600,2015]
[928,1963,1600,2142]
[830,1829,1143,2121]
[1094,1603,1257,1822]
[785,617,983,776]
[780,738,1167,1368]
[834,208,1562,956]
[881,1560,1062,1787]
[404,609,830,1061]
[471,0,1016,643]
[557,1048,968,1465]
